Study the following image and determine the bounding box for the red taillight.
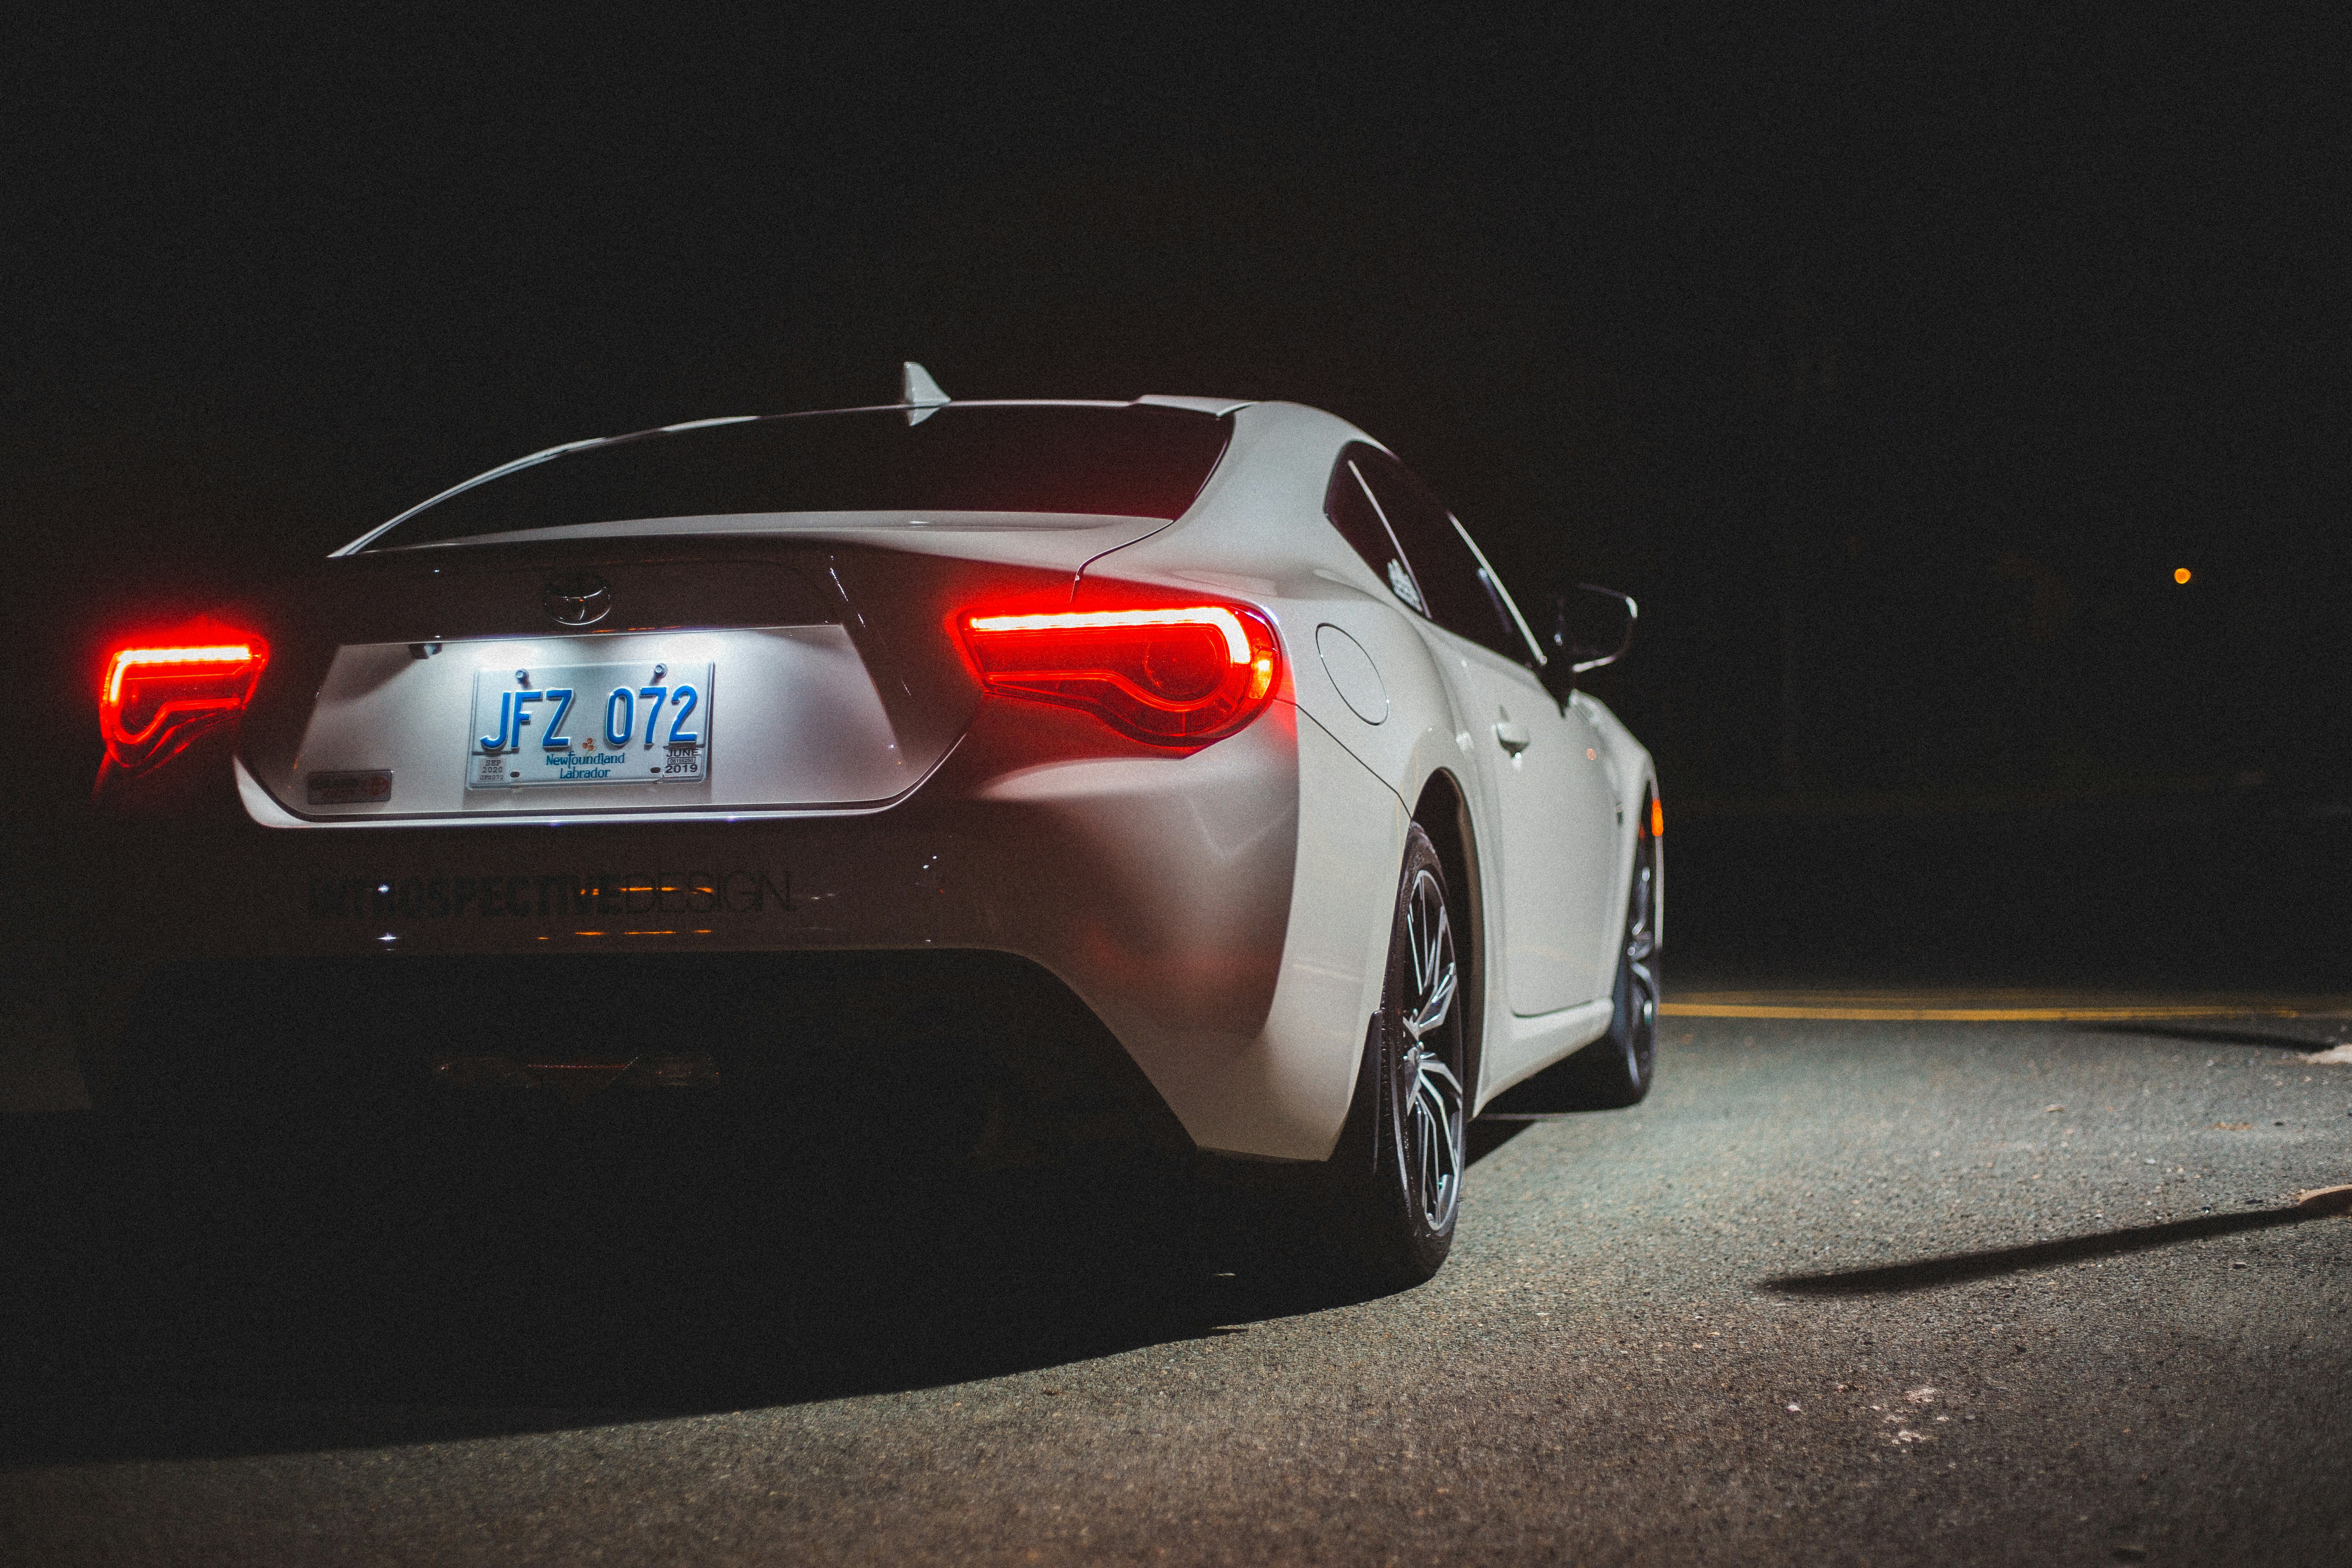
[959,599,1282,746]
[100,638,269,774]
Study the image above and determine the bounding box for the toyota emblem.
[542,572,612,627]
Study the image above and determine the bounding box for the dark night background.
[6,6,2348,986]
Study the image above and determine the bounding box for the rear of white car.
[83,388,1659,1285]
[84,399,1411,1164]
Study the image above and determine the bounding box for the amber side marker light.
[100,640,269,775]
[1650,796,1665,838]
[960,601,1282,746]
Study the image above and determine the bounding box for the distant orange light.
[2174,567,2192,585]
[1650,797,1665,838]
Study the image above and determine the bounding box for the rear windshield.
[363,404,1233,550]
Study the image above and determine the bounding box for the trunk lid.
[236,515,1156,821]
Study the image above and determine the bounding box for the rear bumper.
[102,949,1194,1164]
[79,698,1405,1160]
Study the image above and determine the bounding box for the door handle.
[1494,721,1531,755]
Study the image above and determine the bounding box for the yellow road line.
[1663,1001,2347,1022]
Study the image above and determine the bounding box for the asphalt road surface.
[5,1009,2349,1567]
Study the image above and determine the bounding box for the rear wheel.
[1326,823,1467,1288]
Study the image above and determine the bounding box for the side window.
[1343,444,1535,665]
[1323,451,1429,616]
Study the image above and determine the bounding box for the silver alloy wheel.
[1395,864,1465,1234]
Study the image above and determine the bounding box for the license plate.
[469,660,711,788]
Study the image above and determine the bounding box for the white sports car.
[86,365,1661,1285]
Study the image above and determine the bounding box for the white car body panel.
[1036,711,1406,1158]
[1466,659,1621,1012]
[1480,998,1621,1102]
[100,395,1657,1160]
[1079,401,1651,1113]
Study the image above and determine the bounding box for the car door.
[1342,446,1620,1014]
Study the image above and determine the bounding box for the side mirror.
[1541,584,1637,698]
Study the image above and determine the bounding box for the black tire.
[1324,822,1469,1288]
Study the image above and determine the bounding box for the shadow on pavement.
[1760,1202,2340,1298]
[3,1102,1528,1469]
[2075,1021,2344,1052]
[1465,1116,1534,1161]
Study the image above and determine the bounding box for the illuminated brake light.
[959,599,1283,746]
[966,606,1254,662]
[100,638,268,775]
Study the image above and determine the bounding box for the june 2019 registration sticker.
[469,660,711,788]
